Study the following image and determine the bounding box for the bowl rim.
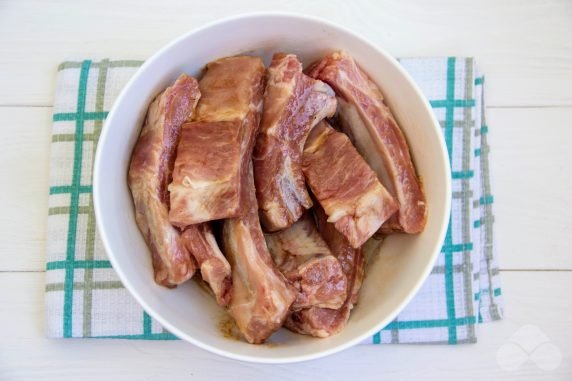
[93,11,451,364]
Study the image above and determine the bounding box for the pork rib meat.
[181,223,231,306]
[265,212,347,311]
[253,53,336,232]
[307,51,427,234]
[128,74,201,287]
[302,121,398,248]
[169,56,266,227]
[285,206,365,338]
[223,164,297,344]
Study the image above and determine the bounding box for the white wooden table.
[1,1,571,379]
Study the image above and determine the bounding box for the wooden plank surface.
[0,0,571,107]
[0,107,51,272]
[1,271,570,380]
[487,107,572,270]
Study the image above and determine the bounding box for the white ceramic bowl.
[93,13,451,363]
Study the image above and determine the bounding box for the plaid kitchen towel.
[45,57,503,343]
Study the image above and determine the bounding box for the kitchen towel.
[45,57,503,344]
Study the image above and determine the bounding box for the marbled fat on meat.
[302,121,398,248]
[169,121,242,226]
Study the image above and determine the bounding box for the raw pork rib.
[181,224,231,306]
[285,206,365,338]
[253,53,337,232]
[169,56,265,226]
[194,56,265,124]
[265,213,347,311]
[307,51,427,234]
[128,74,201,287]
[223,164,297,344]
[170,56,265,306]
[169,121,242,226]
[302,122,398,248]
